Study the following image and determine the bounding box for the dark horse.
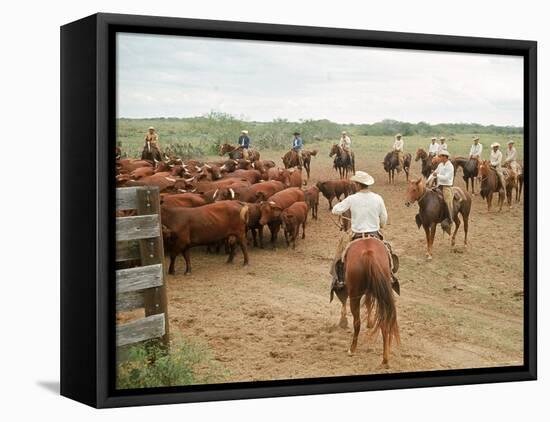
[415,148,432,179]
[342,238,400,366]
[478,160,505,212]
[329,144,355,179]
[282,149,317,180]
[383,151,411,184]
[218,143,260,161]
[452,157,479,194]
[405,177,471,260]
[141,140,162,162]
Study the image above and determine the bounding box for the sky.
[117,33,524,126]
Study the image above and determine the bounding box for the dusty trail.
[162,147,524,383]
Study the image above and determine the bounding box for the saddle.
[431,186,466,203]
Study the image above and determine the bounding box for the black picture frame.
[60,12,537,408]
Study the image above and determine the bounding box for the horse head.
[415,148,426,162]
[405,176,425,207]
[329,144,339,157]
[478,160,490,177]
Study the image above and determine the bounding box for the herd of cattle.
[116,148,356,275]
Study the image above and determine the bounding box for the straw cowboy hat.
[473,136,480,141]
[431,137,437,141]
[293,131,300,135]
[491,142,500,148]
[148,126,155,131]
[241,130,249,134]
[350,171,375,186]
[507,140,515,145]
[342,131,347,135]
[439,136,446,141]
[395,133,402,138]
[438,150,450,157]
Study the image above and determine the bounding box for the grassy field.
[117,117,523,163]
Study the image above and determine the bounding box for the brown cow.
[161,201,249,275]
[267,167,291,187]
[117,159,153,174]
[316,179,356,210]
[124,174,179,192]
[281,201,309,249]
[259,187,305,246]
[303,185,319,219]
[232,180,286,203]
[245,203,264,248]
[288,167,304,187]
[161,192,209,208]
[129,166,155,180]
[224,169,263,184]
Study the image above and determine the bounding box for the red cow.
[288,167,304,187]
[129,166,155,180]
[161,192,209,208]
[303,185,319,219]
[267,167,291,187]
[231,180,286,203]
[316,179,356,210]
[161,201,249,275]
[223,169,263,184]
[245,203,264,248]
[281,201,309,249]
[259,187,305,246]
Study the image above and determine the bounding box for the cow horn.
[220,164,226,170]
[229,188,235,199]
[178,189,187,193]
[269,201,276,206]
[213,189,219,199]
[191,189,197,193]
[251,163,255,168]
[184,177,195,182]
[233,160,238,164]
[205,164,212,169]
[165,177,176,182]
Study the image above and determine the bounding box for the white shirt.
[339,135,351,149]
[469,143,483,158]
[438,143,448,153]
[490,149,502,167]
[429,160,454,187]
[332,190,388,233]
[393,139,404,151]
[505,147,517,163]
[428,142,439,155]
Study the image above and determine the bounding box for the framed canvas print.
[60,13,537,408]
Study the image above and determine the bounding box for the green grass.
[116,116,523,160]
[116,337,226,389]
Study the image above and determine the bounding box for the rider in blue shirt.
[238,130,250,160]
[292,131,304,166]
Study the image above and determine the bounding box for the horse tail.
[362,249,400,346]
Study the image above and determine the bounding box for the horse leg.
[498,190,504,212]
[423,225,432,260]
[348,296,361,356]
[428,224,437,259]
[451,214,461,248]
[238,233,249,266]
[339,295,348,328]
[463,213,469,247]
[487,192,493,212]
[168,250,177,275]
[183,247,192,274]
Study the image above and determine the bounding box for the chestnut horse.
[415,148,432,179]
[218,143,260,161]
[343,238,400,366]
[282,149,317,180]
[405,177,471,260]
[478,160,505,212]
[329,144,355,179]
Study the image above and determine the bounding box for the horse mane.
[362,248,400,345]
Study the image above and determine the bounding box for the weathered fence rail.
[115,186,169,348]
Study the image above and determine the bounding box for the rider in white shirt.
[504,140,521,174]
[393,133,405,171]
[428,137,439,157]
[427,150,455,233]
[490,142,506,190]
[469,137,483,161]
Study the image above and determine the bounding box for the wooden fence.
[115,186,169,348]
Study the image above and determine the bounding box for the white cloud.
[116,33,523,126]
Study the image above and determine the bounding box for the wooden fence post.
[135,187,170,348]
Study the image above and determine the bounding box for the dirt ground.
[161,147,524,383]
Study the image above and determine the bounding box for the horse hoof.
[426,255,433,261]
[347,350,354,357]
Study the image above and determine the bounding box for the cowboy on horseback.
[505,140,521,175]
[490,142,507,191]
[469,136,483,161]
[428,137,439,158]
[144,126,161,152]
[329,171,399,291]
[393,133,405,171]
[292,131,304,167]
[238,130,250,160]
[427,150,454,234]
[438,136,448,155]
[339,131,352,153]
